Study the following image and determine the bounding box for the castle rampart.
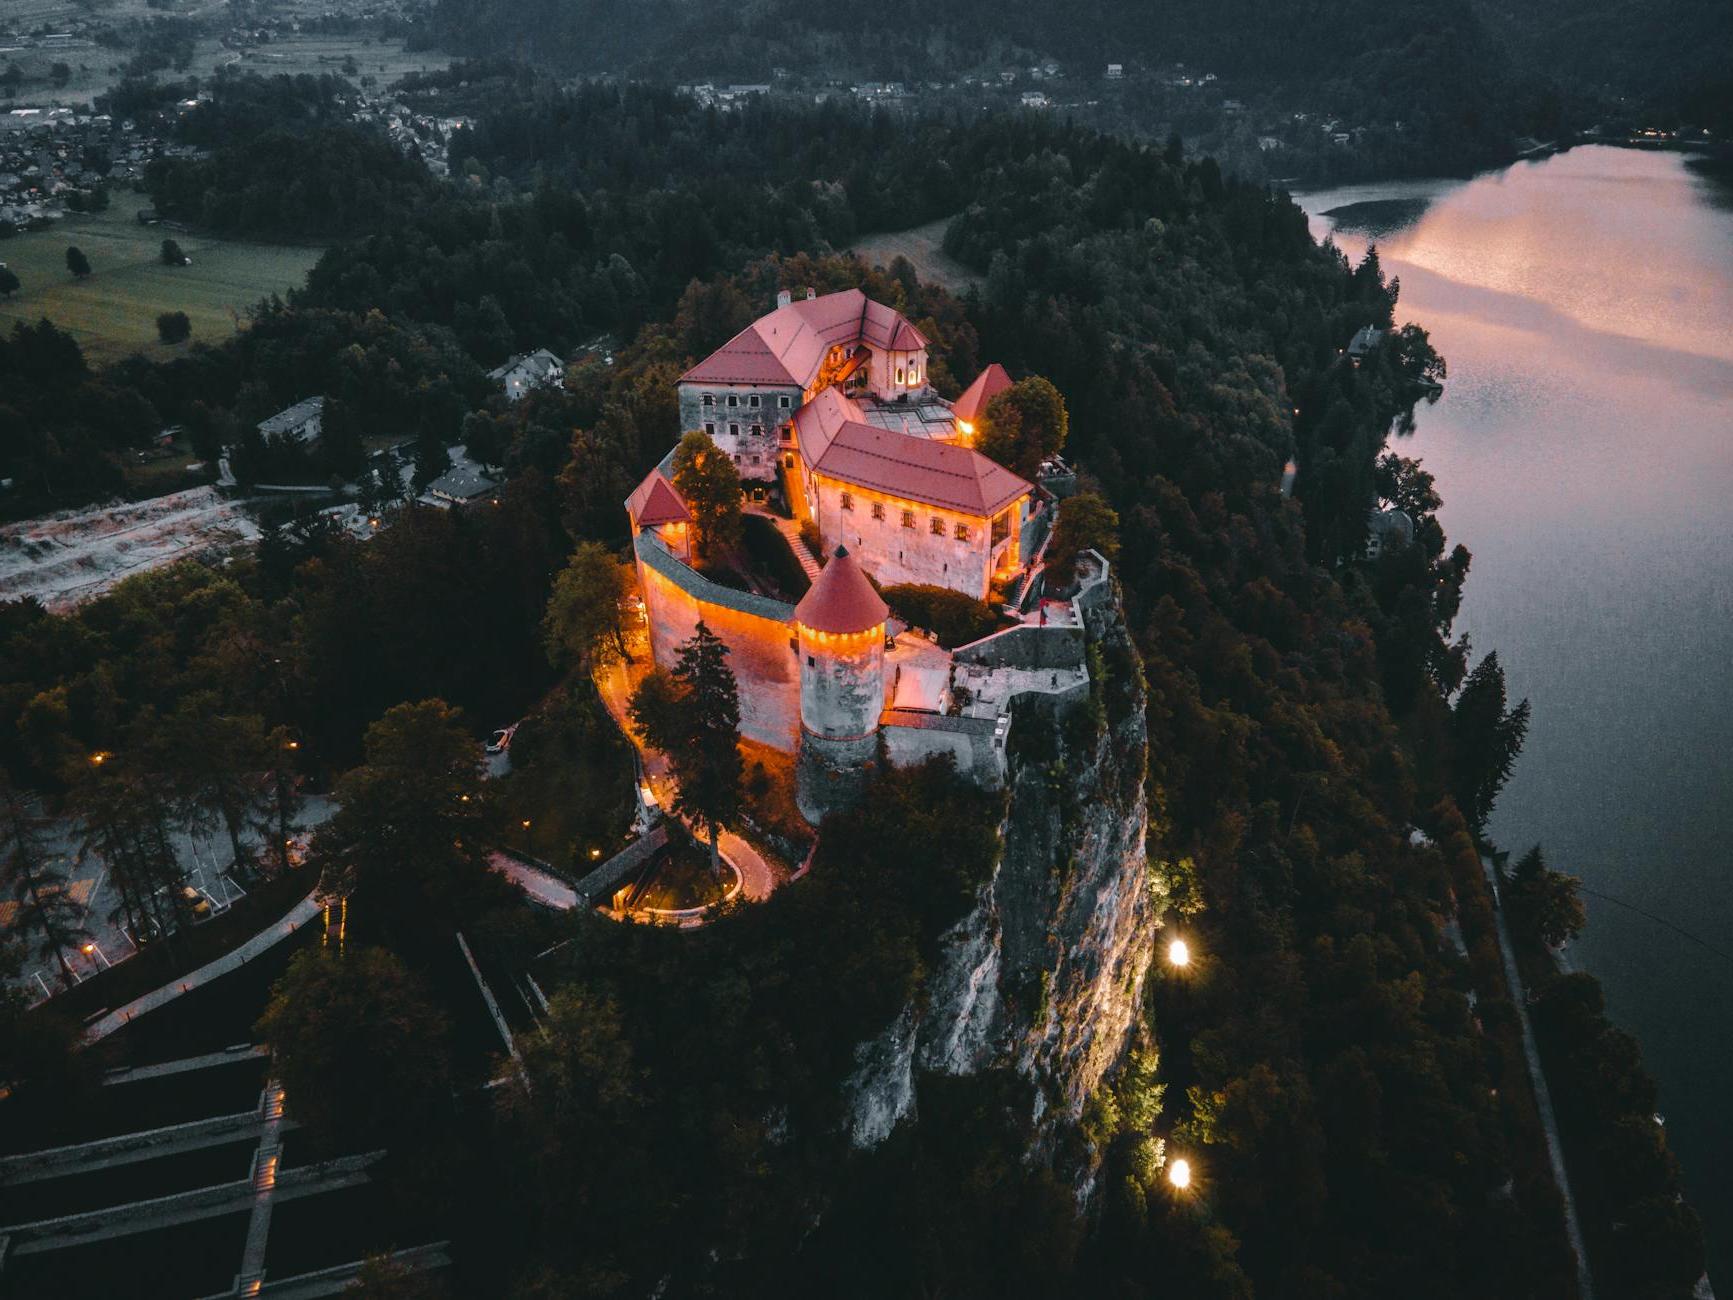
[634,532,800,750]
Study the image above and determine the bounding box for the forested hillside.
[3,82,1705,1295]
[424,0,1555,172]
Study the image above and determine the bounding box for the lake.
[1301,145,1733,1283]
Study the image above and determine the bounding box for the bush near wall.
[881,584,1003,649]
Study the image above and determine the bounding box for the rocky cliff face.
[845,583,1158,1152]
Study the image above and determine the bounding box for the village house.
[1347,324,1385,365]
[488,348,565,402]
[1365,507,1414,559]
[257,397,325,446]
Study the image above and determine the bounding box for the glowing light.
[82,943,94,954]
[1167,938,1191,967]
[285,740,299,750]
[89,751,108,766]
[957,419,974,436]
[521,819,532,829]
[589,847,602,860]
[1168,1157,1192,1190]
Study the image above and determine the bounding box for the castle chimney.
[776,289,792,309]
[805,287,816,300]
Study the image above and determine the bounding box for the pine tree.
[0,775,86,989]
[664,623,743,875]
[261,725,306,879]
[1506,845,1586,949]
[1450,652,1530,833]
[162,694,270,880]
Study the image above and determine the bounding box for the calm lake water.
[1301,145,1733,1281]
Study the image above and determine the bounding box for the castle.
[628,288,1107,824]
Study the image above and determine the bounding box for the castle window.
[841,491,854,512]
[729,423,740,436]
[751,424,762,437]
[871,501,885,521]
[704,421,715,436]
[902,509,916,529]
[955,522,971,542]
[786,454,796,468]
[779,395,792,408]
[702,393,714,407]
[896,365,906,384]
[749,394,761,408]
[930,516,945,536]
[807,655,815,667]
[727,394,739,408]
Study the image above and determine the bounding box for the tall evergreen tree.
[1450,651,1530,833]
[162,694,270,879]
[631,622,742,875]
[0,775,86,989]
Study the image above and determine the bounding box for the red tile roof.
[795,387,1031,518]
[950,362,1013,425]
[796,546,889,634]
[625,468,690,527]
[679,289,929,389]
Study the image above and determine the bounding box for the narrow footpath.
[594,649,778,902]
[83,885,326,1042]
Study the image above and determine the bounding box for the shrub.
[156,310,191,344]
[798,518,823,561]
[881,583,1002,648]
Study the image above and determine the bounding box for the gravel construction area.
[0,486,260,610]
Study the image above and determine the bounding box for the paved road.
[1483,854,1595,1300]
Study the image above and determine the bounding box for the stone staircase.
[749,506,821,584]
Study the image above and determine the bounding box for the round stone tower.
[794,546,889,825]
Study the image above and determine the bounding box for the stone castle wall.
[635,533,800,751]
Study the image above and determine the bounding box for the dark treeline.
[1,81,1704,1295]
[422,0,1585,175]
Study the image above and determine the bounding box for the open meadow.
[1,29,452,108]
[847,217,980,293]
[0,203,321,365]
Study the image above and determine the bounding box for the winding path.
[594,651,779,902]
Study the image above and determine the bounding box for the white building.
[488,348,565,402]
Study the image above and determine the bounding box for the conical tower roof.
[795,546,888,634]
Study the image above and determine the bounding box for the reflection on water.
[1303,145,1733,1284]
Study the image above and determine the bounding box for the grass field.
[847,217,981,294]
[0,204,322,365]
[1,31,452,108]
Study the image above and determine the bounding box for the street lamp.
[1167,937,1191,968]
[1168,1157,1192,1190]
